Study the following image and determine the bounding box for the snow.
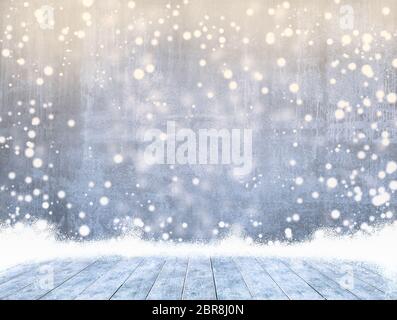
[228,81,238,90]
[133,69,145,80]
[99,197,109,206]
[82,0,95,8]
[1,49,10,57]
[113,154,124,164]
[335,109,345,120]
[43,66,54,76]
[387,93,397,104]
[57,191,66,199]
[128,1,136,10]
[223,69,233,79]
[386,162,397,175]
[0,222,396,278]
[79,225,90,237]
[182,32,192,40]
[361,65,374,78]
[265,32,275,44]
[32,158,43,168]
[277,58,286,67]
[326,177,338,189]
[289,83,299,93]
[331,210,341,220]
[67,119,76,128]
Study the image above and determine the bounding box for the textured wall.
[0,0,396,242]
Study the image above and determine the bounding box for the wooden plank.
[357,262,395,281]
[0,262,47,286]
[147,257,188,300]
[111,258,165,300]
[3,257,393,301]
[0,260,72,299]
[4,259,96,300]
[76,258,143,300]
[357,262,397,294]
[325,260,397,299]
[182,257,217,300]
[40,257,120,300]
[257,258,323,300]
[234,257,288,300]
[307,259,387,300]
[280,258,358,300]
[211,257,252,300]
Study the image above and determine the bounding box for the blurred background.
[0,0,396,242]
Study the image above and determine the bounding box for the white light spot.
[104,181,112,188]
[289,83,300,93]
[246,8,254,16]
[2,49,10,57]
[99,196,109,206]
[113,154,124,164]
[357,151,366,160]
[327,177,338,189]
[32,117,40,126]
[266,32,275,44]
[335,109,345,120]
[79,225,90,237]
[44,66,54,76]
[382,7,391,16]
[133,218,144,228]
[67,119,76,127]
[25,148,34,158]
[133,68,145,80]
[387,93,397,104]
[386,161,397,175]
[33,158,43,168]
[331,210,341,220]
[261,87,269,95]
[295,177,304,185]
[223,69,233,79]
[57,190,66,199]
[162,233,169,241]
[285,228,293,239]
[361,64,374,78]
[183,32,192,40]
[372,192,390,207]
[389,181,397,191]
[145,64,155,73]
[229,81,238,90]
[277,58,286,67]
[292,214,300,222]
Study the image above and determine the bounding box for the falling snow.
[0,0,396,244]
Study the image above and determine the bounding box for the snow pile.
[1,221,396,278]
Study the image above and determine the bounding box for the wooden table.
[1,257,395,300]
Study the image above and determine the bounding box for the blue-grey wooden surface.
[0,257,395,300]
